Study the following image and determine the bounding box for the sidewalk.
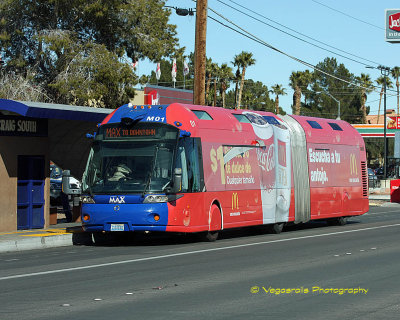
[369,187,390,205]
[0,193,398,254]
[0,220,92,253]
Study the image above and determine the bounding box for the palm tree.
[289,71,303,115]
[289,70,312,115]
[270,84,287,115]
[376,76,393,124]
[391,66,400,115]
[233,51,256,109]
[205,58,213,105]
[356,73,373,124]
[219,63,233,108]
[356,73,373,123]
[301,70,313,105]
[211,63,219,106]
[233,67,240,105]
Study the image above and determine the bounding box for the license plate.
[110,224,125,231]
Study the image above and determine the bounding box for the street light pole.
[366,64,391,179]
[380,65,391,179]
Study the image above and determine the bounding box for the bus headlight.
[143,195,168,203]
[81,196,95,204]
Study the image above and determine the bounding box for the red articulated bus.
[75,103,368,241]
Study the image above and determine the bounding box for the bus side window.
[176,138,203,193]
[176,146,189,192]
[186,139,201,192]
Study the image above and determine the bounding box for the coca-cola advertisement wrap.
[273,124,291,222]
[244,112,279,224]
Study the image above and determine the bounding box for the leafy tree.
[0,69,49,101]
[233,51,256,109]
[49,43,136,107]
[0,0,179,107]
[226,80,274,111]
[306,57,362,122]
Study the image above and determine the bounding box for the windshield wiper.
[142,146,159,197]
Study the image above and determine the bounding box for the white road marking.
[1,223,400,281]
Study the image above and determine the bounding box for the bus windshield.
[82,123,179,195]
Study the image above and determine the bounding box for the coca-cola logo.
[257,144,275,172]
[389,12,400,31]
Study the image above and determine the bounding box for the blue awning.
[0,99,113,122]
[0,99,116,177]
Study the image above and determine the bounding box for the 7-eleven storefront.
[352,123,397,167]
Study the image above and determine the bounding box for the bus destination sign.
[105,127,156,138]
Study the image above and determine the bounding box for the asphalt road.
[1,205,400,320]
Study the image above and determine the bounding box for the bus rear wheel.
[268,222,284,234]
[327,217,347,226]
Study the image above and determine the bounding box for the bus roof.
[101,103,363,147]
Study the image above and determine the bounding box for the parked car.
[50,163,81,206]
[368,168,379,189]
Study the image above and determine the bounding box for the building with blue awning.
[0,99,113,232]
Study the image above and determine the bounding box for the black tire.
[92,232,110,245]
[196,230,219,242]
[92,232,129,245]
[205,231,219,242]
[201,204,221,242]
[327,217,347,226]
[268,223,284,234]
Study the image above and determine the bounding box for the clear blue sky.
[138,0,400,116]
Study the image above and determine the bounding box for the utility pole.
[193,0,208,105]
[380,65,390,180]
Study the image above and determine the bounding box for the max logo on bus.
[109,196,126,204]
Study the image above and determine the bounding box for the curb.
[0,234,73,253]
[0,230,93,253]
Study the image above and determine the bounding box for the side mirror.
[173,168,182,193]
[62,170,81,195]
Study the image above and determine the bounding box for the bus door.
[174,137,205,228]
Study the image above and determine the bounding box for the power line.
[218,0,381,67]
[206,8,375,91]
[204,6,400,106]
[311,0,384,30]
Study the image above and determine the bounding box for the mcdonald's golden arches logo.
[232,192,239,210]
[349,154,358,175]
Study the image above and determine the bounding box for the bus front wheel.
[203,204,221,242]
